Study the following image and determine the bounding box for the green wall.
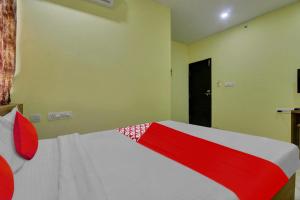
[171,41,189,123]
[172,2,300,142]
[13,0,300,141]
[13,0,171,138]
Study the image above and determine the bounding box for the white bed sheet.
[13,121,300,200]
[14,138,59,200]
[81,130,238,200]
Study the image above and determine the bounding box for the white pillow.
[0,107,25,173]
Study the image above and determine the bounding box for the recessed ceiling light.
[220,12,230,20]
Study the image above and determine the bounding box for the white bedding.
[57,134,108,200]
[13,121,300,200]
[14,138,59,200]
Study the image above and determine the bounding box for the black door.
[189,59,211,127]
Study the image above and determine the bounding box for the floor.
[296,171,300,200]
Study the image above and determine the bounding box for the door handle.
[204,90,211,96]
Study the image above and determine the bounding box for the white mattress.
[13,121,300,200]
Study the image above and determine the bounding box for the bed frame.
[274,174,295,200]
[0,103,23,115]
[0,104,296,199]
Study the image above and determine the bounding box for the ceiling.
[154,0,298,43]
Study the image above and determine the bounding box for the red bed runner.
[138,123,288,200]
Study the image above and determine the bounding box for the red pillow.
[13,112,38,160]
[0,155,14,200]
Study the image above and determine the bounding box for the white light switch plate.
[29,114,41,123]
[48,111,73,121]
[224,81,236,88]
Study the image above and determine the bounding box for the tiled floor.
[296,171,300,200]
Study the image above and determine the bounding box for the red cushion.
[13,112,38,160]
[0,155,14,200]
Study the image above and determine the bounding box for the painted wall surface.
[171,41,189,123]
[172,2,300,142]
[13,0,171,138]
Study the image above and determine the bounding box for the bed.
[0,105,298,200]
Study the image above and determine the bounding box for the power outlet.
[48,111,73,121]
[29,114,41,123]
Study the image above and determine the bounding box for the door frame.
[188,58,212,127]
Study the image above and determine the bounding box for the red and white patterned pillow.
[117,123,151,141]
